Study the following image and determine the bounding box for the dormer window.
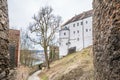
[65,26,67,28]
[86,21,88,24]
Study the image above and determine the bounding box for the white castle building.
[59,10,93,56]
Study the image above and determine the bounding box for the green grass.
[39,46,94,80]
[40,73,48,80]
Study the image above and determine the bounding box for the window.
[77,23,79,26]
[66,43,68,45]
[89,29,91,31]
[73,31,75,34]
[77,30,79,33]
[86,29,88,32]
[59,42,61,45]
[64,32,66,35]
[86,21,88,24]
[65,26,67,29]
[73,24,75,27]
[81,22,83,25]
[68,42,71,45]
[77,38,79,41]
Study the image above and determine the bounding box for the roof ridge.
[62,9,93,26]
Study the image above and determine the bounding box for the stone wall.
[0,0,10,79]
[93,0,120,80]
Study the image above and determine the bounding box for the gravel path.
[28,70,41,80]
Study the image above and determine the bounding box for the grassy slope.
[39,46,94,80]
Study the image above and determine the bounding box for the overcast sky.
[8,0,92,50]
[8,0,92,29]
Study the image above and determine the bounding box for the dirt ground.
[14,66,30,80]
[39,46,94,80]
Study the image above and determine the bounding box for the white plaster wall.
[59,38,69,57]
[83,17,92,48]
[59,30,69,57]
[67,20,83,51]
[59,30,69,39]
[59,16,93,56]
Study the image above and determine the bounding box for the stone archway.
[93,0,120,80]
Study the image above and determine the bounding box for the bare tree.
[20,29,35,67]
[29,6,61,69]
[20,29,34,50]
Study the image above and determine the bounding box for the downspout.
[82,19,85,48]
[68,29,70,54]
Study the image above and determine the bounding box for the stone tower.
[93,0,120,80]
[0,0,10,79]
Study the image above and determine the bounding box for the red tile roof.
[62,10,93,26]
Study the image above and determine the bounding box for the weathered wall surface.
[0,0,10,79]
[93,0,120,80]
[9,29,20,67]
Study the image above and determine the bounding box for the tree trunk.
[93,0,120,80]
[44,46,50,69]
